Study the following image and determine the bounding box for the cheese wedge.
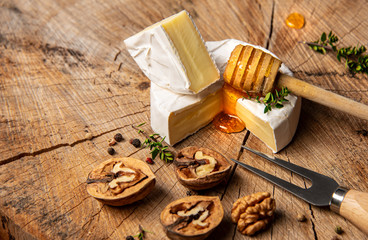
[124,10,220,94]
[207,39,300,152]
[236,94,301,152]
[150,81,223,145]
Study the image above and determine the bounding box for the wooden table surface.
[1,0,368,239]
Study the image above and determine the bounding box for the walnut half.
[174,146,231,190]
[160,196,224,240]
[231,192,276,236]
[86,158,156,206]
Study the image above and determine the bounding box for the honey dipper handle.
[277,74,368,120]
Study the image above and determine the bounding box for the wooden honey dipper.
[223,44,368,120]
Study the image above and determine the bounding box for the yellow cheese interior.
[161,11,219,93]
[169,90,222,144]
[222,84,276,151]
[235,101,276,151]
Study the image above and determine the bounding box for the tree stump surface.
[1,0,367,239]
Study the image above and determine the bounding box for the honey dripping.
[213,83,246,133]
[285,13,305,29]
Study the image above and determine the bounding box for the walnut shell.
[174,146,231,190]
[86,157,155,206]
[160,196,224,240]
[231,192,276,235]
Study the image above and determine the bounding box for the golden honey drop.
[285,13,305,29]
[213,112,245,133]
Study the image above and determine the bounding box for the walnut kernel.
[194,151,217,177]
[231,192,276,236]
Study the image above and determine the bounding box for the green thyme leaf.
[149,133,159,138]
[264,92,272,103]
[275,103,283,108]
[151,148,160,160]
[321,32,326,42]
[137,122,146,127]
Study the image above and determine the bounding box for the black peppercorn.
[126,236,134,240]
[130,138,141,148]
[107,147,115,155]
[114,133,124,142]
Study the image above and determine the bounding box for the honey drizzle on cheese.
[212,83,247,133]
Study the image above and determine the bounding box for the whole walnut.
[231,192,276,236]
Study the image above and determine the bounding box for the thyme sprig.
[142,134,173,162]
[132,225,151,240]
[136,122,146,134]
[134,122,173,162]
[263,87,290,113]
[243,87,290,113]
[300,31,368,74]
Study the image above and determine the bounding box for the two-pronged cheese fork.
[230,146,368,235]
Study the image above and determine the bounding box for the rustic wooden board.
[1,0,367,239]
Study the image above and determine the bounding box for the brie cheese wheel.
[150,81,223,145]
[124,10,220,94]
[207,39,301,152]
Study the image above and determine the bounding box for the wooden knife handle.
[277,74,368,120]
[339,190,368,234]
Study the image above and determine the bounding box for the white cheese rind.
[206,39,294,79]
[207,39,300,152]
[124,11,220,94]
[150,81,223,145]
[237,95,301,152]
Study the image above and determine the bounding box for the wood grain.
[0,0,367,239]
